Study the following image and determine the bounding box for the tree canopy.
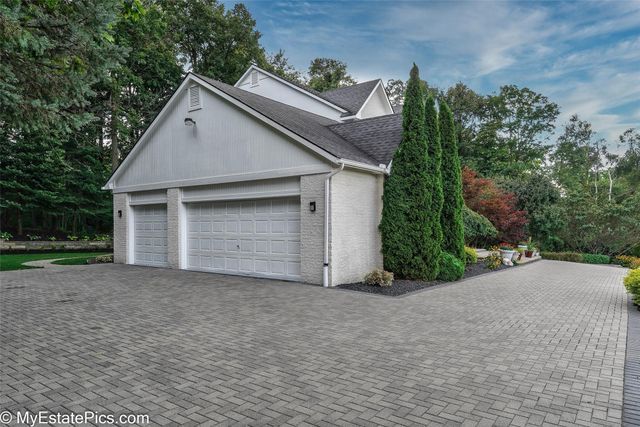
[307,58,356,92]
[1,1,637,259]
[163,0,265,84]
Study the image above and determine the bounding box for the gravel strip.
[338,262,514,296]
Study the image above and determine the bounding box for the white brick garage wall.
[113,193,129,264]
[113,171,383,286]
[300,174,326,285]
[330,169,384,285]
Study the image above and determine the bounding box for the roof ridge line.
[322,79,381,94]
[194,72,343,124]
[328,112,401,128]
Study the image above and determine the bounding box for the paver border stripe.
[624,295,640,426]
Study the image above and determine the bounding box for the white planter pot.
[499,249,516,260]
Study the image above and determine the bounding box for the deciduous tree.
[462,167,528,242]
[307,58,356,92]
[265,49,303,83]
[164,0,265,84]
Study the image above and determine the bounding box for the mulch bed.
[337,262,513,297]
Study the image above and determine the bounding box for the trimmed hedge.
[437,252,464,281]
[624,269,640,305]
[581,253,610,264]
[615,255,640,269]
[463,205,497,247]
[541,252,583,262]
[542,252,619,265]
[464,246,478,265]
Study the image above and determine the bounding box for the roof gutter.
[323,162,345,288]
[340,159,389,175]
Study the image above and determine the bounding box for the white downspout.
[323,162,344,288]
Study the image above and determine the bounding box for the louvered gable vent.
[188,85,201,110]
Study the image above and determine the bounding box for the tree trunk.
[72,211,78,235]
[17,210,22,236]
[99,112,105,150]
[607,170,613,202]
[110,91,119,171]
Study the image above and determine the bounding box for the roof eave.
[339,159,389,175]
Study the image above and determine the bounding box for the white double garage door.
[133,197,301,281]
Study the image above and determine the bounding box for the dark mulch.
[338,261,513,297]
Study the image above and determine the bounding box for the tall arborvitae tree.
[439,101,465,260]
[425,96,443,273]
[380,64,435,279]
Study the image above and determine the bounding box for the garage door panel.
[271,240,286,254]
[186,197,301,280]
[256,221,269,233]
[271,220,286,233]
[240,220,253,233]
[133,204,168,267]
[256,240,268,253]
[240,239,254,252]
[288,241,300,255]
[288,219,301,233]
[288,261,301,276]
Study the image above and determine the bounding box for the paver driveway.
[0,261,628,426]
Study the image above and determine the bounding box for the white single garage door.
[186,198,301,280]
[133,204,168,267]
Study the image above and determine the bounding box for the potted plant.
[499,243,516,261]
[525,244,534,258]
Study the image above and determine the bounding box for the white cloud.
[244,0,640,148]
[378,2,552,77]
[543,68,640,151]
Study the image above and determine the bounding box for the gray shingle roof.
[319,80,381,116]
[194,73,379,165]
[264,70,380,115]
[329,114,402,165]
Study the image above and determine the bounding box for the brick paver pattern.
[0,261,628,426]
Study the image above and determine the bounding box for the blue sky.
[229,0,639,148]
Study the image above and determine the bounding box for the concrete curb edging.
[624,294,640,426]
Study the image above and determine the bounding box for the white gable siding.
[359,85,394,119]
[113,84,331,192]
[236,71,345,121]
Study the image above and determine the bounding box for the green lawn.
[0,252,110,271]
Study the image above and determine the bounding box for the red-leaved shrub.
[462,167,528,242]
